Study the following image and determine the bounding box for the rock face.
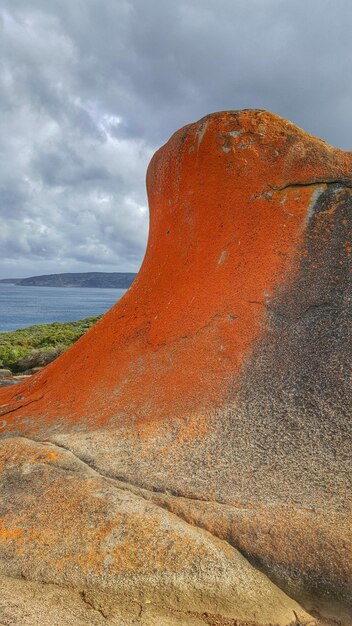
[0,110,351,625]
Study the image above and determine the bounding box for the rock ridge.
[0,110,351,624]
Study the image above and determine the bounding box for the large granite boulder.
[0,110,351,625]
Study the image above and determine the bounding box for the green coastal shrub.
[16,344,67,371]
[0,346,26,371]
[0,316,100,374]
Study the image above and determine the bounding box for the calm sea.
[0,284,127,332]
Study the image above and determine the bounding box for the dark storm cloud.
[0,0,351,278]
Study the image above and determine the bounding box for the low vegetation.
[0,316,100,374]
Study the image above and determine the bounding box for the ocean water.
[0,284,127,332]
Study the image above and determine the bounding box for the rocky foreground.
[0,110,351,625]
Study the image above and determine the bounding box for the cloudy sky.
[1,0,351,278]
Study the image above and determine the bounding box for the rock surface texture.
[0,110,351,625]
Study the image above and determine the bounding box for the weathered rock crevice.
[271,179,352,191]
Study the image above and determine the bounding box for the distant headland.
[0,272,137,289]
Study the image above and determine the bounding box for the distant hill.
[0,272,137,289]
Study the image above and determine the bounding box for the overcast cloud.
[0,0,351,278]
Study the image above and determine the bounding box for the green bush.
[0,345,27,370]
[16,344,67,372]
[0,316,100,374]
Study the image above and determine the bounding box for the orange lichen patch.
[0,439,60,472]
[0,441,221,583]
[1,111,349,438]
[1,474,123,576]
[0,518,23,541]
[31,451,59,464]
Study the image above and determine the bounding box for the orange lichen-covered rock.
[0,110,351,624]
